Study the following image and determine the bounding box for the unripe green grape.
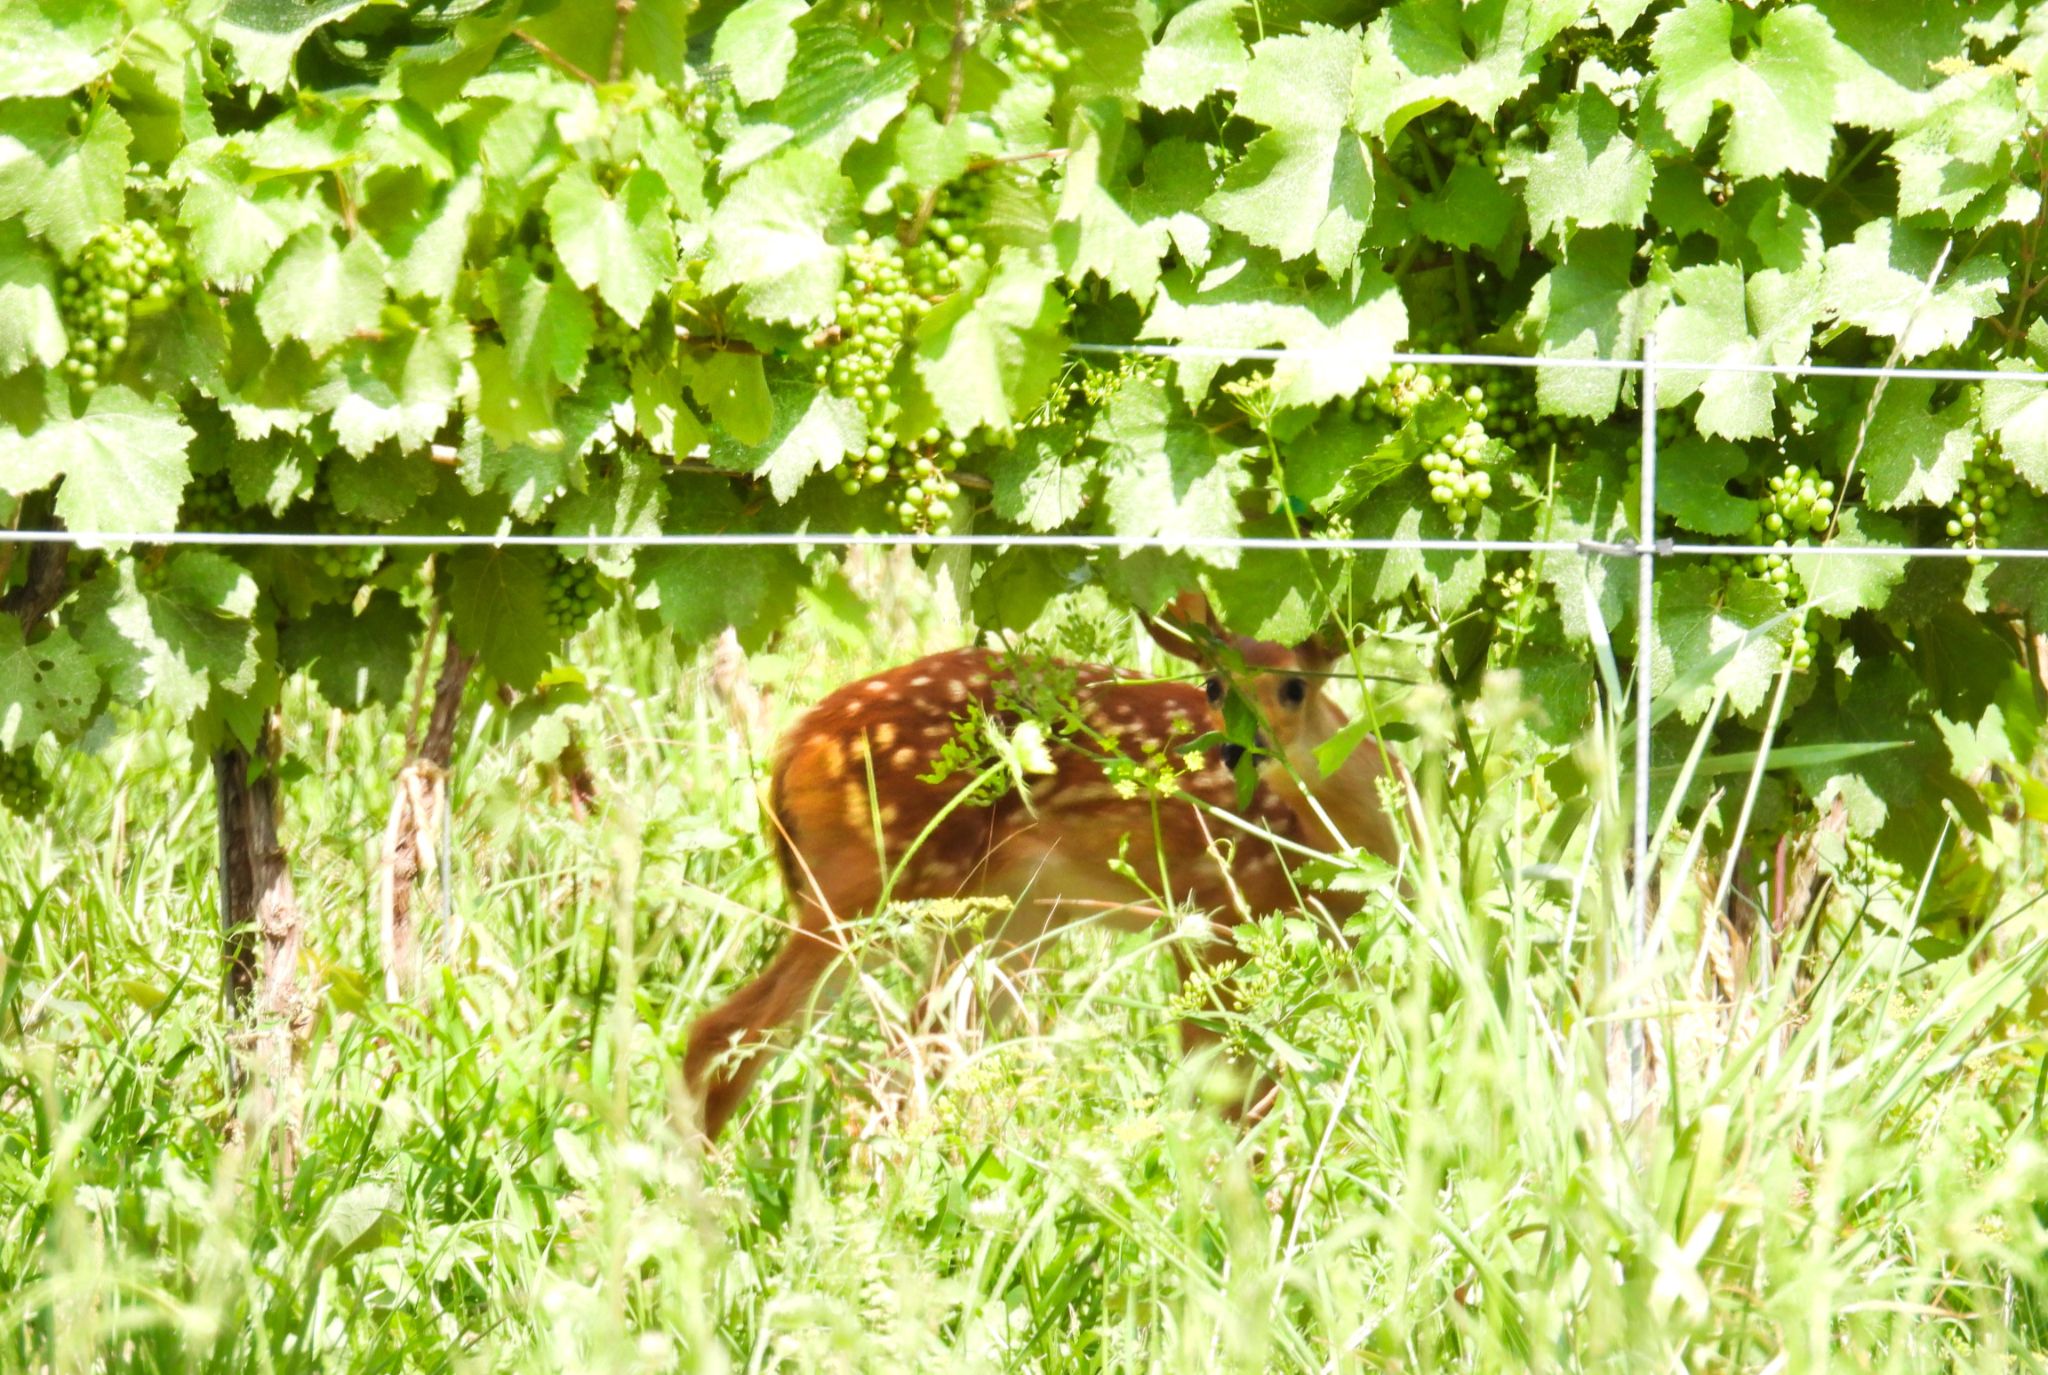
[543,553,610,635]
[0,750,51,818]
[58,219,188,395]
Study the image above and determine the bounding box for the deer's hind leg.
[684,897,848,1142]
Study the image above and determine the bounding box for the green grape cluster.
[1726,463,1834,601]
[1787,622,1815,675]
[1001,18,1070,76]
[593,301,661,372]
[1356,363,1494,526]
[178,471,260,533]
[1388,110,1510,185]
[58,220,187,394]
[543,554,608,636]
[0,750,50,819]
[1945,434,2012,564]
[305,498,385,583]
[840,427,968,530]
[810,229,981,530]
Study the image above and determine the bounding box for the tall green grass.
[2,570,2045,1372]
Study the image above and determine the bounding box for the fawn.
[682,597,1406,1141]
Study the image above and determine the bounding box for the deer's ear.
[1292,624,1349,675]
[1142,591,1214,664]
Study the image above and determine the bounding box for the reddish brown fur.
[683,639,1403,1140]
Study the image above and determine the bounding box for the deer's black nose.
[1221,741,1245,771]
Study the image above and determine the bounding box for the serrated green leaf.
[985,422,1094,530]
[74,552,260,716]
[1138,0,1249,112]
[1408,161,1518,252]
[1655,262,1821,441]
[1788,506,1909,616]
[446,546,554,691]
[1653,566,1787,719]
[1886,70,2022,221]
[770,26,918,163]
[685,353,774,448]
[1657,437,1753,536]
[0,99,130,256]
[173,142,320,285]
[0,386,193,544]
[712,0,807,104]
[1982,364,2048,492]
[914,251,1066,437]
[215,0,370,91]
[637,481,802,650]
[1651,0,1841,180]
[1142,257,1406,409]
[282,594,421,711]
[708,380,861,501]
[1857,379,1975,510]
[1091,377,1248,563]
[1055,101,1171,303]
[389,172,480,301]
[489,255,593,389]
[702,150,850,328]
[0,618,96,750]
[555,453,668,578]
[257,228,388,355]
[1358,0,1580,130]
[1515,91,1652,243]
[1528,234,1653,421]
[0,0,121,100]
[546,167,675,328]
[0,222,64,375]
[330,317,470,457]
[1205,26,1372,272]
[1819,219,2005,360]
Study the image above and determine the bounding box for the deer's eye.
[1203,677,1224,706]
[1278,676,1308,708]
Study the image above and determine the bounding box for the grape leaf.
[637,481,802,650]
[545,167,676,329]
[0,386,193,544]
[1357,0,1580,129]
[1205,26,1372,272]
[0,99,130,256]
[0,222,64,375]
[985,422,1095,530]
[0,0,122,100]
[74,552,261,717]
[1055,101,1172,304]
[390,173,481,302]
[446,546,554,691]
[1650,0,1841,180]
[684,353,774,449]
[1657,437,1754,537]
[488,255,595,389]
[770,26,918,163]
[281,594,421,711]
[1526,233,1654,422]
[173,142,321,285]
[1819,219,2006,360]
[256,228,389,355]
[708,380,862,502]
[1857,379,1975,510]
[1138,0,1249,112]
[1408,161,1518,252]
[1091,377,1249,563]
[1141,258,1407,409]
[702,150,850,328]
[1788,507,1909,617]
[554,453,668,578]
[1655,262,1821,441]
[1653,565,1787,719]
[914,252,1067,438]
[215,0,370,91]
[330,317,469,458]
[0,618,96,750]
[1886,71,2022,222]
[1982,361,2048,493]
[711,0,807,105]
[1514,91,1653,243]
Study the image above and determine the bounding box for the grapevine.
[1000,17,1070,76]
[305,497,385,583]
[0,750,50,819]
[57,220,187,395]
[1356,363,1495,526]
